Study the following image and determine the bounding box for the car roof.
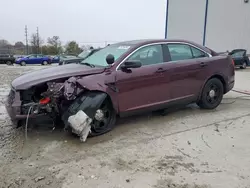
[231,49,246,52]
[114,39,212,54]
[115,39,199,45]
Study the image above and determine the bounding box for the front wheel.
[240,62,247,69]
[6,61,13,65]
[89,99,116,137]
[197,78,224,109]
[20,61,26,66]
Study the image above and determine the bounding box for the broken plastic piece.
[62,91,107,130]
[68,110,92,142]
[64,77,78,100]
[39,97,51,105]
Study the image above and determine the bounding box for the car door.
[26,55,37,64]
[115,44,171,114]
[163,43,210,101]
[36,54,44,64]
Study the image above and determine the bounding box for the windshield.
[230,50,245,58]
[80,44,132,66]
[78,50,91,58]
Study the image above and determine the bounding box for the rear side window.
[167,44,193,61]
[191,47,208,58]
[167,44,208,61]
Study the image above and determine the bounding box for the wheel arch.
[208,74,226,93]
[198,74,227,101]
[82,89,118,114]
[20,61,26,65]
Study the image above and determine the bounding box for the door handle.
[200,62,208,67]
[155,68,166,73]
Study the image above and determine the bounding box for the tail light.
[232,59,235,66]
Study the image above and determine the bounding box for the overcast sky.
[0,0,166,46]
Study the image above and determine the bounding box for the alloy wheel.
[91,101,112,134]
[206,83,221,104]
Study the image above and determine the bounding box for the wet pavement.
[0,65,250,188]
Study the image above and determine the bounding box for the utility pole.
[165,0,169,39]
[25,25,28,55]
[36,27,40,54]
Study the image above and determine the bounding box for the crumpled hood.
[12,64,105,90]
[61,56,82,61]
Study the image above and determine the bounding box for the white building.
[166,0,250,52]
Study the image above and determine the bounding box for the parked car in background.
[51,54,78,64]
[59,48,101,65]
[6,39,235,137]
[13,55,25,59]
[228,49,249,69]
[15,54,52,66]
[0,54,15,65]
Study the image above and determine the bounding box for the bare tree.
[30,33,43,54]
[47,36,62,54]
[0,39,10,47]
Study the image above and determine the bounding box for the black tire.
[197,78,224,109]
[6,61,13,65]
[20,61,26,66]
[42,61,48,65]
[89,99,116,137]
[240,62,247,69]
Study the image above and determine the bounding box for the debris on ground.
[214,124,220,132]
[68,110,92,142]
[34,176,45,182]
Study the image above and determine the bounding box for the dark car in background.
[59,48,101,65]
[229,49,249,69]
[0,54,15,65]
[6,39,235,137]
[15,54,52,66]
[51,54,78,64]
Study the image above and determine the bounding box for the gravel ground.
[0,65,250,188]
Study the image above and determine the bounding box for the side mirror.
[120,60,142,69]
[106,54,115,65]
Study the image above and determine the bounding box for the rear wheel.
[42,61,48,65]
[20,61,26,66]
[6,61,13,65]
[89,99,116,137]
[197,78,224,109]
[240,62,247,69]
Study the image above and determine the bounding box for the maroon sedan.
[6,39,235,137]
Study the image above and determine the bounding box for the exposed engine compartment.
[8,75,109,142]
[20,77,84,120]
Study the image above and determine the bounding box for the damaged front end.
[6,77,108,142]
[62,91,107,141]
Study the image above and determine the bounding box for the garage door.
[206,0,250,52]
[167,0,206,45]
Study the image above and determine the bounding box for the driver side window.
[127,44,163,66]
[29,55,37,59]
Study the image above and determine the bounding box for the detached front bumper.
[5,89,39,127]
